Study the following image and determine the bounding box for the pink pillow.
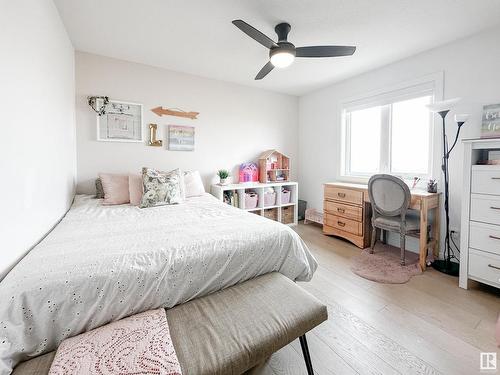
[129,174,143,206]
[99,173,130,205]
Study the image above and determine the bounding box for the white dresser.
[460,138,500,289]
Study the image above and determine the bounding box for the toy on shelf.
[239,162,259,183]
[258,150,290,183]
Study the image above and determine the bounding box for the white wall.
[0,0,76,279]
[75,52,298,194]
[298,25,500,252]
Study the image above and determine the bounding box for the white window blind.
[341,81,435,179]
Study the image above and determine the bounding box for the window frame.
[339,73,443,182]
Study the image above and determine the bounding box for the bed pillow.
[184,170,205,197]
[140,167,183,208]
[129,174,143,206]
[99,173,130,205]
[95,178,104,199]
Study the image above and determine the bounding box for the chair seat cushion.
[373,214,420,232]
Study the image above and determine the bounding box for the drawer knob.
[490,206,500,210]
[487,264,500,271]
[489,235,500,240]
[491,177,500,180]
[337,221,346,227]
[337,208,345,213]
[338,192,346,198]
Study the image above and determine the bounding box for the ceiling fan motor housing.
[275,22,291,41]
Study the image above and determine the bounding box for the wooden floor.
[250,223,500,375]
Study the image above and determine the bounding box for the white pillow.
[184,171,205,197]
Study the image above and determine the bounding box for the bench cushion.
[13,272,326,375]
[168,272,327,374]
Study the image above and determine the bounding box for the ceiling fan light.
[270,51,295,68]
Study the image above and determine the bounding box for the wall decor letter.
[148,124,162,147]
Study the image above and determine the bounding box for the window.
[342,88,434,179]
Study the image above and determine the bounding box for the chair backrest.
[368,174,411,218]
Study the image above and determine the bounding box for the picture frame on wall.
[96,99,143,142]
[168,125,195,151]
[481,103,500,139]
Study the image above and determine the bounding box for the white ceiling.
[54,0,500,96]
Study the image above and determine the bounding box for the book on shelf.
[223,191,239,208]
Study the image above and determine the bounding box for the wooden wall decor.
[151,106,199,120]
[148,124,162,147]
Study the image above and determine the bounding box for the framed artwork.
[96,99,143,142]
[168,125,195,151]
[481,103,500,139]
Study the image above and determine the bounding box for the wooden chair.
[368,174,420,266]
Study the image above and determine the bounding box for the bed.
[0,193,317,373]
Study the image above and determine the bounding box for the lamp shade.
[454,114,469,124]
[426,98,461,113]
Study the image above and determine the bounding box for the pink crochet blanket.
[49,309,182,375]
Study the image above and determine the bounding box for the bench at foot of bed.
[13,272,327,375]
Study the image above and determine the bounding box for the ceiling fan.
[232,20,356,80]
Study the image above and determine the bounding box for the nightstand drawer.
[324,201,362,221]
[470,194,500,226]
[469,249,500,287]
[324,213,362,235]
[472,169,500,196]
[324,186,363,205]
[470,221,500,256]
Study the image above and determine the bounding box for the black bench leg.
[299,334,314,375]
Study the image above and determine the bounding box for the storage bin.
[281,189,291,204]
[264,192,276,207]
[281,206,294,224]
[244,192,258,209]
[263,208,278,221]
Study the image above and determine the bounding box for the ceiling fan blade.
[255,61,274,80]
[295,45,356,58]
[232,20,278,50]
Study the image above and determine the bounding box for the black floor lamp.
[427,98,469,276]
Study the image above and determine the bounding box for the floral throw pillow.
[140,167,183,208]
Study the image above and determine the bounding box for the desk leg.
[419,199,429,271]
[433,205,440,259]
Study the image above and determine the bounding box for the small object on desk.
[427,179,437,193]
[411,177,421,189]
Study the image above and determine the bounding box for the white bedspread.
[0,194,317,373]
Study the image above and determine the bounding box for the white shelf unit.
[211,182,298,226]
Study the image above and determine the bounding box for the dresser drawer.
[470,194,500,226]
[469,221,500,256]
[324,201,362,221]
[471,169,500,195]
[469,249,500,287]
[325,186,363,205]
[324,213,362,235]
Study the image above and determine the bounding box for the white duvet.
[0,194,317,373]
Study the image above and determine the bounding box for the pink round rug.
[351,243,422,284]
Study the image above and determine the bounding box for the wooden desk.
[323,182,440,270]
